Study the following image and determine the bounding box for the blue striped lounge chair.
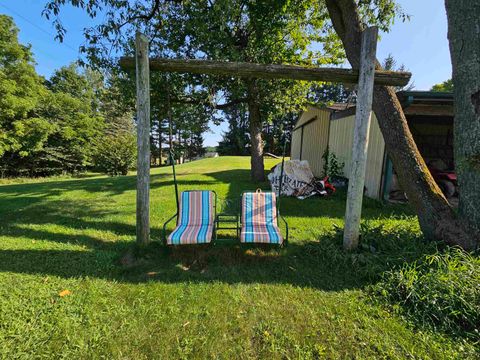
[166,190,215,245]
[240,190,284,245]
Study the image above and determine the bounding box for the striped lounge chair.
[165,190,215,245]
[240,190,285,245]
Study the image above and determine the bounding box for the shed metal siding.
[291,128,302,160]
[328,114,355,175]
[301,111,330,176]
[290,106,386,199]
[328,113,385,199]
[365,114,386,199]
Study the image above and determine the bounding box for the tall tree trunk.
[247,79,265,182]
[325,0,478,249]
[445,0,480,237]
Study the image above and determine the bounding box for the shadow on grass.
[0,168,413,225]
[0,172,169,198]
[0,165,238,199]
[208,169,414,219]
[0,222,437,292]
[0,167,426,291]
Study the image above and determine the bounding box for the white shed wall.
[290,107,330,176]
[291,127,302,160]
[328,113,385,199]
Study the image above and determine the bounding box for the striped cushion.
[240,192,283,244]
[167,191,214,245]
[169,224,214,245]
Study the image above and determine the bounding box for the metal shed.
[291,105,385,199]
[291,91,455,201]
[291,106,331,176]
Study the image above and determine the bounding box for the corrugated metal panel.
[290,107,330,176]
[291,107,386,199]
[301,110,330,176]
[291,128,302,160]
[328,113,385,199]
[328,114,354,178]
[365,114,386,199]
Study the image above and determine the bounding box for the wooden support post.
[135,32,150,245]
[343,26,378,250]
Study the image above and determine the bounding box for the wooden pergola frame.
[119,28,411,250]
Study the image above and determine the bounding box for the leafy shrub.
[93,133,136,176]
[322,147,345,177]
[371,247,480,340]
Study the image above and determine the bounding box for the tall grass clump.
[371,247,480,340]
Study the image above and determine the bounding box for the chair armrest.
[163,213,178,245]
[279,215,289,245]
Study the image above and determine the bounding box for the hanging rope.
[276,125,290,214]
[166,76,179,214]
[169,149,180,214]
[166,75,174,150]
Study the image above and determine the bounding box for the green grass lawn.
[0,156,477,359]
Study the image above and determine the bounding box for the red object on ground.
[323,176,336,194]
[428,167,457,197]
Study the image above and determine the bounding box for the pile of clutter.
[268,160,335,199]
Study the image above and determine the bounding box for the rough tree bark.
[325,0,478,249]
[118,57,410,86]
[247,79,265,182]
[135,32,150,246]
[445,0,480,238]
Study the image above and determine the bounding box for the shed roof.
[297,91,454,123]
[397,91,453,102]
[293,103,356,129]
[397,91,454,117]
[326,102,356,111]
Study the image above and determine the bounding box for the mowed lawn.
[0,157,476,359]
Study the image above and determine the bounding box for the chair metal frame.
[163,133,289,246]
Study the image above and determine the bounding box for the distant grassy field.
[0,156,477,359]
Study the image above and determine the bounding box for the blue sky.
[0,0,452,147]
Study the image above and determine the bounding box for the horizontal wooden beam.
[118,57,411,87]
[404,104,454,117]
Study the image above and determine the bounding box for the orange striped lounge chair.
[164,190,216,245]
[240,190,287,245]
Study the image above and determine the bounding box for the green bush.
[321,147,345,177]
[93,133,136,176]
[371,247,480,340]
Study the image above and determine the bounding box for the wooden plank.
[343,27,378,250]
[119,57,410,87]
[135,32,151,245]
